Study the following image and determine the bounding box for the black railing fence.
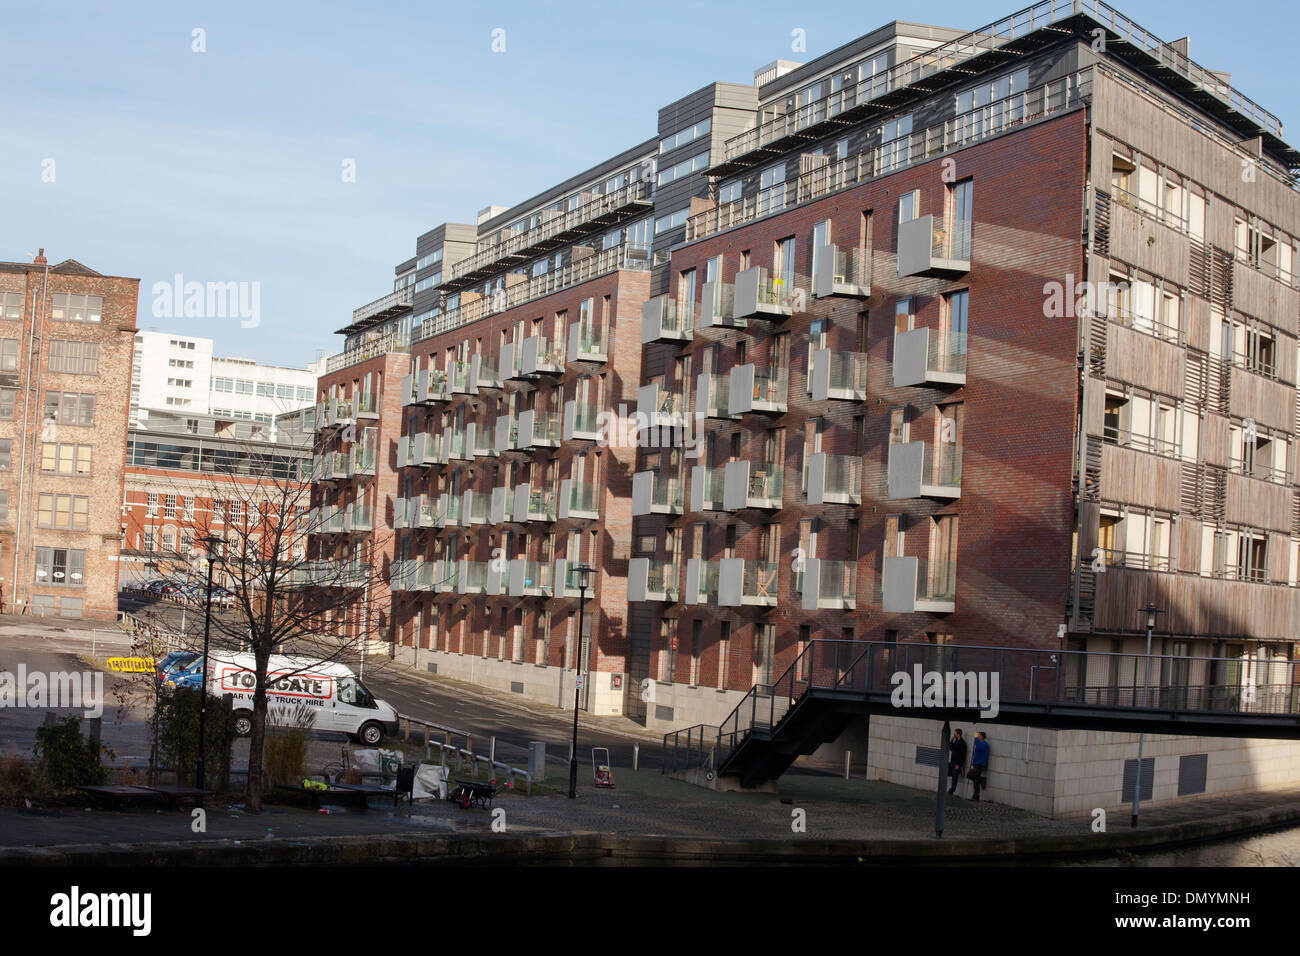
[665,640,1300,774]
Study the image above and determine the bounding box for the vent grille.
[1178,754,1208,796]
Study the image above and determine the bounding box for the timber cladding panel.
[1100,444,1181,513]
[1092,563,1299,640]
[1228,367,1295,433]
[1104,323,1186,397]
[1225,473,1292,533]
[1107,200,1190,285]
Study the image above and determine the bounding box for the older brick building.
[0,250,139,619]
[313,5,1300,813]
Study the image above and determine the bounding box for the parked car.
[155,651,200,683]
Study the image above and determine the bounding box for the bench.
[77,785,160,810]
[450,779,498,810]
[140,785,212,810]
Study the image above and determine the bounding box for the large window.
[659,118,711,155]
[758,162,787,215]
[40,442,92,475]
[37,494,89,530]
[0,440,10,471]
[48,340,99,374]
[0,292,22,320]
[43,391,95,426]
[0,387,14,419]
[0,338,18,372]
[657,151,709,187]
[34,547,85,587]
[51,294,103,323]
[879,114,913,172]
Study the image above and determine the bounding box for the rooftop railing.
[325,328,411,373]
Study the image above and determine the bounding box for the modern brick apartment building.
[315,3,1300,813]
[0,250,139,619]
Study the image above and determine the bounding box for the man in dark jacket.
[969,731,990,800]
[947,729,967,796]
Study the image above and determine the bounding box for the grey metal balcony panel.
[641,299,660,344]
[717,558,743,608]
[457,559,471,595]
[495,416,511,453]
[562,400,575,441]
[897,216,935,278]
[464,422,477,460]
[520,336,541,376]
[813,245,837,298]
[807,452,828,506]
[689,465,705,513]
[517,408,536,448]
[490,486,507,524]
[723,459,751,511]
[684,558,702,606]
[513,483,529,523]
[887,442,925,499]
[400,374,412,407]
[729,363,755,415]
[509,558,525,597]
[567,324,579,363]
[893,328,930,388]
[810,349,832,403]
[632,470,653,517]
[733,267,761,319]
[462,490,476,523]
[627,557,648,602]
[558,478,572,520]
[486,562,505,596]
[636,383,659,422]
[801,558,822,611]
[500,342,521,380]
[882,556,919,614]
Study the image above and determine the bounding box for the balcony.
[423,430,448,466]
[729,364,788,415]
[521,335,565,376]
[473,422,497,459]
[346,501,373,532]
[490,486,509,525]
[400,432,424,468]
[458,560,505,596]
[499,342,526,381]
[553,558,592,598]
[718,559,779,607]
[495,416,516,454]
[722,460,783,511]
[323,452,350,481]
[463,490,489,526]
[568,322,608,364]
[413,560,436,592]
[893,329,966,387]
[448,360,474,395]
[897,215,971,278]
[734,267,802,321]
[559,479,599,520]
[699,281,744,329]
[446,425,473,462]
[392,496,408,530]
[797,559,857,610]
[689,465,725,512]
[882,556,956,613]
[443,491,464,527]
[641,296,693,344]
[627,558,679,602]
[637,382,687,428]
[389,560,413,592]
[632,471,684,516]
[417,494,442,529]
[323,327,410,374]
[471,354,501,390]
[508,559,552,597]
[404,368,450,405]
[696,371,739,419]
[351,435,377,476]
[563,400,603,442]
[887,441,962,499]
[355,391,380,420]
[515,409,561,449]
[809,349,867,402]
[806,453,860,505]
[318,506,345,534]
[430,560,456,594]
[513,483,557,523]
[813,243,871,298]
[683,558,719,605]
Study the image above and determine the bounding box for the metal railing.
[325,328,411,373]
[349,286,412,327]
[671,638,1300,776]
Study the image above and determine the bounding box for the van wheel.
[233,712,253,737]
[358,722,383,746]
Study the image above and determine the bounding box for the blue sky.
[3,0,1297,368]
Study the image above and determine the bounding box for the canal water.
[1077,825,1300,866]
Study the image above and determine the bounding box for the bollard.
[528,741,547,783]
[633,744,640,772]
[489,736,496,769]
[844,750,852,780]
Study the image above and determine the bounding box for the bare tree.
[126,427,393,812]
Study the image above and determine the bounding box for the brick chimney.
[33,247,46,266]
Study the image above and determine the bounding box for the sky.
[3,0,1298,369]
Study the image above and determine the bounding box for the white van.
[207,652,399,746]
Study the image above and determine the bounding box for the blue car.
[155,651,199,683]
[165,658,207,689]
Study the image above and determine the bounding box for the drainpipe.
[12,251,49,611]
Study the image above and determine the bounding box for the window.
[213,377,234,392]
[952,68,1029,140]
[146,492,158,516]
[879,114,913,172]
[48,341,99,374]
[256,382,275,397]
[0,439,10,470]
[0,489,7,522]
[654,207,690,235]
[945,180,973,260]
[50,293,103,323]
[659,617,677,683]
[44,392,95,426]
[0,338,18,372]
[34,547,85,587]
[37,494,89,530]
[235,380,254,395]
[659,118,711,154]
[719,180,742,204]
[657,151,710,187]
[897,190,919,224]
[0,387,14,419]
[40,443,92,475]
[296,386,312,401]
[163,494,176,518]
[758,162,787,214]
[0,292,22,320]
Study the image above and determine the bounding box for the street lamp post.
[1131,602,1163,828]
[568,565,594,799]
[194,533,225,804]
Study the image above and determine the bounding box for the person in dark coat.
[969,731,990,800]
[947,729,967,796]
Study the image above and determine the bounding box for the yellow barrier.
[106,657,157,673]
